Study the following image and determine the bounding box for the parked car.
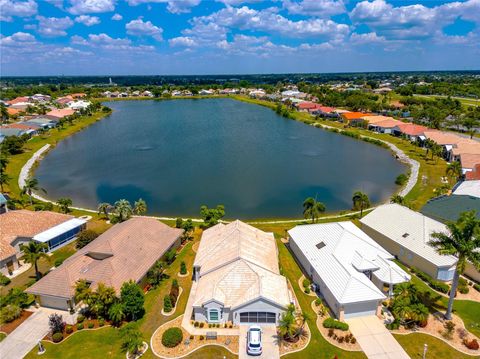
[247,325,262,356]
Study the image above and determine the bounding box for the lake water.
[35,99,406,219]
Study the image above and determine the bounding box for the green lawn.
[277,238,366,359]
[394,333,480,359]
[0,332,6,342]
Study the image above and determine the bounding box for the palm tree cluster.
[391,283,429,327]
[97,198,147,223]
[278,304,310,342]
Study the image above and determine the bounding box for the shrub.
[323,318,349,331]
[199,335,204,340]
[194,321,199,327]
[474,283,480,292]
[65,325,73,334]
[386,320,400,330]
[0,304,22,323]
[0,273,11,286]
[200,322,204,328]
[77,323,84,330]
[315,298,322,306]
[180,261,187,275]
[88,322,94,329]
[161,327,183,348]
[99,318,105,327]
[163,295,173,313]
[464,339,479,350]
[304,287,311,294]
[48,313,65,334]
[338,336,344,343]
[164,249,176,265]
[76,230,99,249]
[77,315,85,323]
[302,278,311,289]
[52,332,64,343]
[190,335,194,340]
[459,286,469,294]
[54,258,65,267]
[328,329,334,337]
[395,174,408,185]
[351,338,357,344]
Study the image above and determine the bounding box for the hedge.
[415,270,449,294]
[474,283,480,292]
[323,318,349,331]
[161,327,183,348]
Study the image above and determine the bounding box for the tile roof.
[466,164,480,180]
[192,220,290,309]
[371,119,403,128]
[360,204,457,268]
[26,217,183,298]
[394,123,428,136]
[7,108,21,116]
[288,222,410,305]
[7,97,30,105]
[452,141,480,157]
[0,210,74,261]
[361,115,395,124]
[424,131,463,146]
[460,153,480,169]
[46,108,75,118]
[341,112,370,121]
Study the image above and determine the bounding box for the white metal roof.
[453,180,480,199]
[360,204,457,267]
[288,222,410,305]
[33,218,86,243]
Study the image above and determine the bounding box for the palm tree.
[297,310,311,335]
[97,202,111,219]
[133,198,147,215]
[429,211,480,319]
[446,161,462,182]
[393,282,419,303]
[113,199,133,222]
[56,197,72,213]
[278,311,296,341]
[352,191,370,217]
[20,241,49,280]
[410,303,429,323]
[303,197,326,223]
[75,279,92,302]
[390,194,405,205]
[109,302,126,326]
[21,177,46,205]
[0,172,10,192]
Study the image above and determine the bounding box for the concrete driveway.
[346,316,410,359]
[239,324,280,359]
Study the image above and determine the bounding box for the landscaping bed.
[43,317,111,343]
[0,309,33,334]
[151,315,238,358]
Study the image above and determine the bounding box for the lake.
[35,98,406,219]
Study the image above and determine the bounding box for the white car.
[246,325,262,356]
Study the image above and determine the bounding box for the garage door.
[344,302,377,319]
[239,312,276,324]
[39,295,70,310]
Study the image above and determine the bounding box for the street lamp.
[423,343,428,359]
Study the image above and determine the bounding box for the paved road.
[0,309,51,359]
[347,316,410,359]
[239,324,279,359]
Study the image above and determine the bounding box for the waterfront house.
[368,118,403,134]
[466,163,480,180]
[341,112,370,126]
[312,106,337,117]
[6,107,22,117]
[0,127,29,137]
[56,96,74,106]
[199,89,214,95]
[26,217,183,310]
[7,97,30,105]
[423,131,464,155]
[0,210,86,276]
[46,108,76,119]
[393,123,429,142]
[460,153,480,175]
[191,220,291,325]
[360,204,458,281]
[288,222,410,320]
[68,100,91,111]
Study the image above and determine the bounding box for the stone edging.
[298,275,316,297]
[149,314,238,359]
[392,330,480,356]
[279,322,312,357]
[177,271,189,278]
[161,287,183,317]
[126,341,149,359]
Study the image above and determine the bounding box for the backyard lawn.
[394,333,480,359]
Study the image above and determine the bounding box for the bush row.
[414,269,449,294]
[323,317,349,331]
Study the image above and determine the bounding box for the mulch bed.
[0,310,33,334]
[43,318,113,343]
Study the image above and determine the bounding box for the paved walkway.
[0,308,77,359]
[346,316,410,359]
[239,324,279,359]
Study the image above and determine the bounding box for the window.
[208,309,220,322]
[316,242,326,249]
[402,233,409,238]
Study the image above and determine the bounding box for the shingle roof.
[0,210,74,261]
[360,204,457,268]
[26,217,183,298]
[288,222,410,305]
[192,220,290,309]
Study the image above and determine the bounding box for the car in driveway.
[246,326,262,356]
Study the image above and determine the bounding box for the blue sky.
[0,0,479,75]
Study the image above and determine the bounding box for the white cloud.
[0,31,37,46]
[71,33,156,52]
[169,36,197,47]
[350,31,386,45]
[111,13,122,20]
[126,0,200,14]
[215,0,263,5]
[126,19,163,40]
[75,15,100,26]
[0,0,37,22]
[283,0,345,18]
[67,0,116,15]
[37,16,74,37]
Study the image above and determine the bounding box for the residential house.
[423,131,463,156]
[0,127,29,137]
[26,217,183,310]
[288,222,410,320]
[191,220,291,325]
[68,100,91,111]
[368,118,403,134]
[70,93,87,99]
[0,210,86,276]
[249,89,266,99]
[393,123,429,142]
[297,101,319,112]
[6,107,21,117]
[199,89,214,95]
[312,106,337,118]
[7,97,30,105]
[460,153,480,175]
[360,204,458,281]
[56,96,74,106]
[466,164,480,180]
[46,108,76,119]
[31,94,51,103]
[341,112,370,126]
[141,90,153,97]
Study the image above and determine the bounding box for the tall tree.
[21,177,46,205]
[113,199,133,222]
[133,198,147,215]
[352,191,370,217]
[97,202,111,219]
[302,197,326,223]
[390,194,405,205]
[20,241,49,280]
[0,172,11,192]
[56,197,72,214]
[120,280,145,321]
[429,211,480,320]
[446,161,462,182]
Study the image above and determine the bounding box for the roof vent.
[402,233,410,238]
[316,242,326,249]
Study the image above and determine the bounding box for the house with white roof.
[360,204,458,281]
[191,220,291,325]
[288,222,410,320]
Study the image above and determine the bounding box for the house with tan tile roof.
[190,220,291,325]
[0,210,86,276]
[368,118,404,134]
[46,108,75,119]
[26,217,183,310]
[393,123,429,141]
